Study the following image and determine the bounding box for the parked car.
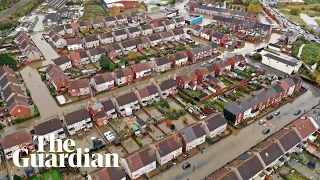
[182,162,191,169]
[258,119,265,125]
[201,63,206,67]
[273,111,280,116]
[262,128,270,134]
[293,109,301,115]
[266,115,273,120]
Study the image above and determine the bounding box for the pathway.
[297,44,305,58]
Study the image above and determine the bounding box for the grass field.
[79,4,107,21]
[30,169,62,180]
[286,172,309,180]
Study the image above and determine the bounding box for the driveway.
[152,90,320,180]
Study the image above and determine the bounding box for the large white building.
[261,49,302,74]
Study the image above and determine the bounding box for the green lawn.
[30,169,62,180]
[219,77,232,86]
[286,172,309,180]
[184,89,201,97]
[205,100,224,111]
[79,4,107,21]
[235,69,250,78]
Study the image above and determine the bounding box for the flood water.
[2,1,282,135]
[300,13,320,32]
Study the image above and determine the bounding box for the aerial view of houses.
[1,0,320,179]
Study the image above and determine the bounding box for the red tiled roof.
[286,117,317,139]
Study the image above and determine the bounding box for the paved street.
[153,90,320,180]
[30,33,59,66]
[0,0,30,20]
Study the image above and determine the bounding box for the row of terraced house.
[0,109,228,180]
[13,32,42,62]
[0,65,31,119]
[207,117,319,180]
[47,16,186,50]
[47,41,218,95]
[223,74,303,125]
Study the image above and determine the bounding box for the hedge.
[178,91,196,105]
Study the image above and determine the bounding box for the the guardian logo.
[13,134,118,168]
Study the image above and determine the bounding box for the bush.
[178,91,196,105]
[34,105,40,117]
[41,74,46,81]
[170,124,176,130]
[290,7,302,15]
[167,108,186,120]
[0,53,18,68]
[252,53,262,61]
[0,123,5,130]
[207,136,214,144]
[136,137,142,146]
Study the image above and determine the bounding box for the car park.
[293,109,301,115]
[262,128,270,134]
[266,115,273,120]
[273,111,280,116]
[182,162,191,169]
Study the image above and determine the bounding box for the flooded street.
[4,1,280,135]
[300,13,320,32]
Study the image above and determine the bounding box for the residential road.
[153,90,320,180]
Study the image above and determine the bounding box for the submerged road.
[153,90,320,180]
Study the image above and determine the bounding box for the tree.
[247,4,261,14]
[128,51,138,59]
[99,54,110,70]
[252,53,262,61]
[170,124,176,130]
[290,7,302,15]
[316,76,320,86]
[0,53,18,68]
[81,28,89,34]
[108,63,115,71]
[13,175,22,180]
[109,7,120,16]
[139,4,146,11]
[244,0,252,6]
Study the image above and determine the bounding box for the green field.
[286,172,309,180]
[30,169,62,180]
[79,4,107,21]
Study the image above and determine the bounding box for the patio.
[144,106,163,120]
[135,109,150,121]
[148,126,165,139]
[122,137,140,153]
[108,145,127,157]
[168,98,184,110]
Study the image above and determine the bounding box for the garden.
[29,169,62,180]
[204,99,225,112]
[79,0,107,21]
